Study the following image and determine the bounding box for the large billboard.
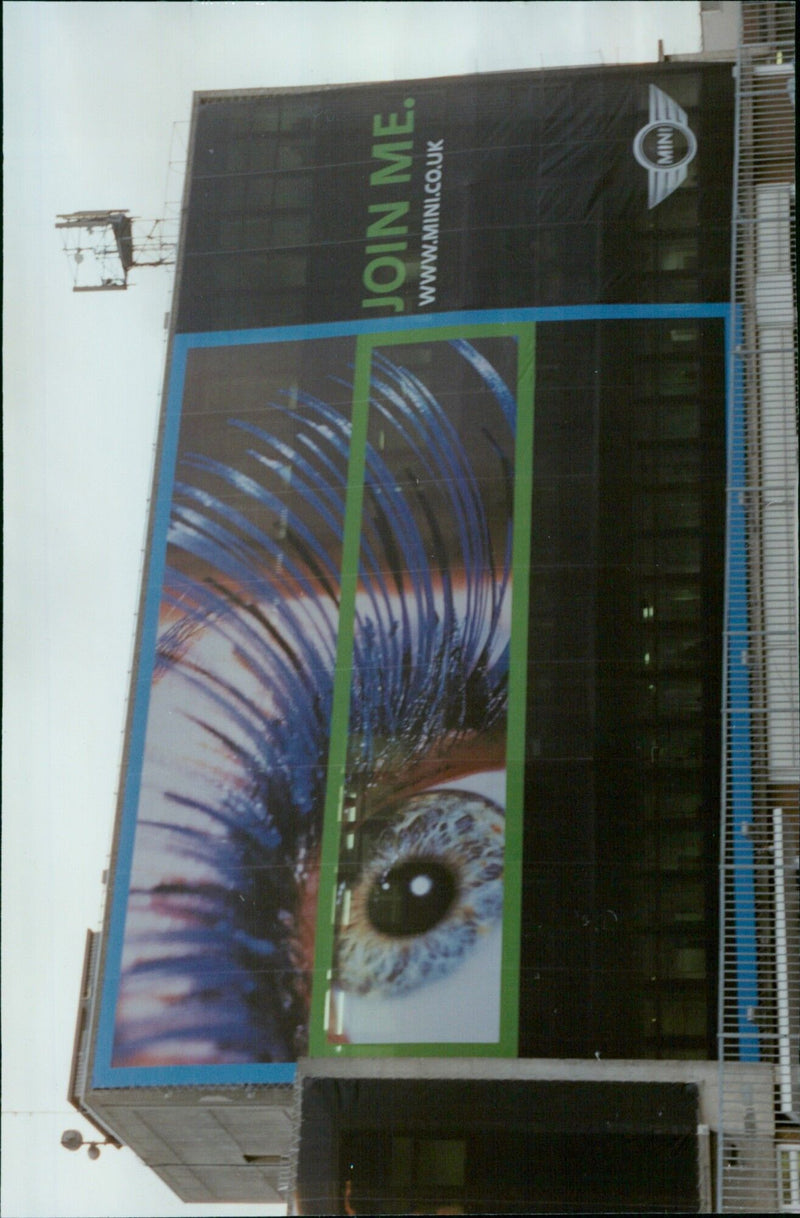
[90,64,733,1087]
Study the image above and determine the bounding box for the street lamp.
[60,1129,115,1160]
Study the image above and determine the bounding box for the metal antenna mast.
[55,210,176,292]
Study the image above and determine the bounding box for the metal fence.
[718,2,798,1210]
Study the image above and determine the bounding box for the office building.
[68,5,797,1210]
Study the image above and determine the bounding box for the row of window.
[184,187,716,262]
[516,979,712,1057]
[193,68,723,175]
[188,213,714,276]
[197,69,716,135]
[521,893,708,939]
[176,264,726,331]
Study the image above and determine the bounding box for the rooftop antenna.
[55,210,176,292]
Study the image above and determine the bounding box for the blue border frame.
[724,308,760,1060]
[92,302,738,1089]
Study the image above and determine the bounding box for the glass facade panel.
[274,174,314,208]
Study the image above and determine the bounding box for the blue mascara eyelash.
[114,340,517,1066]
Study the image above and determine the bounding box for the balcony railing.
[718,3,798,1211]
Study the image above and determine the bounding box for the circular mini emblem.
[632,119,698,172]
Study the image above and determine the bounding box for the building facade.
[69,11,797,1211]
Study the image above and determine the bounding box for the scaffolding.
[718,2,798,1211]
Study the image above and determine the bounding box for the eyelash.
[115,341,516,1066]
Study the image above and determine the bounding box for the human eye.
[328,775,506,1046]
[336,787,504,993]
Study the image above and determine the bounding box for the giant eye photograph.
[111,335,522,1066]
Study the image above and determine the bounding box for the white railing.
[718,2,798,1211]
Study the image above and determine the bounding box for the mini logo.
[633,84,698,209]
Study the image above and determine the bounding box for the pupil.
[367,858,456,937]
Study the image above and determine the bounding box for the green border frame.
[309,321,535,1058]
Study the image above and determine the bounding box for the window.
[661,878,705,925]
[653,791,704,820]
[658,238,698,273]
[637,489,701,532]
[632,400,700,441]
[272,214,311,246]
[392,1136,466,1192]
[661,993,707,1036]
[655,631,703,668]
[277,139,315,170]
[655,583,703,623]
[279,97,319,133]
[661,401,700,439]
[634,442,701,486]
[661,943,707,979]
[658,359,699,397]
[250,104,279,133]
[777,1144,800,1213]
[659,676,703,716]
[634,534,701,574]
[654,726,703,767]
[275,175,314,208]
[340,1132,467,1213]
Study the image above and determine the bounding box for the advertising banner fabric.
[102,324,533,1075]
[91,64,733,1087]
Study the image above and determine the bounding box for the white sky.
[3,3,702,1215]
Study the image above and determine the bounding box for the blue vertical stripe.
[726,306,760,1060]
